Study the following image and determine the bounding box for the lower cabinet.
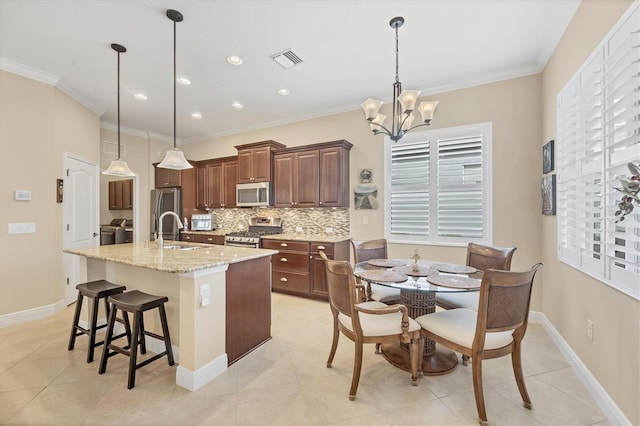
[262,239,350,299]
[181,233,225,245]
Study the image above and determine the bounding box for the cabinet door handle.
[280,277,288,282]
[317,245,326,250]
[280,243,288,247]
[319,201,323,205]
[207,237,213,241]
[280,258,288,262]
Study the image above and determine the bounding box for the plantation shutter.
[437,136,484,238]
[389,140,430,236]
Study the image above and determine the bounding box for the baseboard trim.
[0,299,67,328]
[176,354,228,392]
[529,311,630,425]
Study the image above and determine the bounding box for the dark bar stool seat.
[68,280,131,363]
[99,290,175,389]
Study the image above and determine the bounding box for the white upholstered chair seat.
[338,301,421,337]
[415,308,514,350]
[369,284,402,303]
[436,291,480,311]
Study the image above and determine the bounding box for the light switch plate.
[15,190,31,201]
[8,223,36,234]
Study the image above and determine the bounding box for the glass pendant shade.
[103,159,135,177]
[370,113,386,132]
[397,90,421,113]
[418,100,439,123]
[361,98,384,121]
[401,113,415,131]
[158,148,192,170]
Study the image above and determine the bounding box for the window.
[384,122,492,246]
[556,3,639,300]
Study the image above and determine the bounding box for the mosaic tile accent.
[209,207,350,235]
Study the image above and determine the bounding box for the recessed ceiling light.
[277,88,290,96]
[231,102,244,109]
[177,77,191,85]
[133,92,147,100]
[191,112,202,119]
[226,56,243,65]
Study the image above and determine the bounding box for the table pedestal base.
[381,343,459,376]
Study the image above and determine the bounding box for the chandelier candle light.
[361,17,439,142]
[158,9,193,170]
[102,43,135,177]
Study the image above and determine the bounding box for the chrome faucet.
[157,211,184,249]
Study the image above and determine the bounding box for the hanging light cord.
[173,18,177,149]
[116,49,121,159]
[395,23,400,84]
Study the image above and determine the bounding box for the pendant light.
[158,9,193,170]
[103,43,135,177]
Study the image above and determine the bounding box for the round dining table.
[354,259,481,376]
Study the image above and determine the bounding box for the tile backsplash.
[209,207,349,235]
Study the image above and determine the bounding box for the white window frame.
[556,3,640,300]
[384,122,493,247]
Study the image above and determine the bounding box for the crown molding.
[1,56,105,116]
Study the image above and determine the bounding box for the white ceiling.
[0,0,580,144]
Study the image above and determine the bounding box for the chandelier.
[361,17,439,142]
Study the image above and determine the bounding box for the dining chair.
[320,251,422,401]
[350,239,402,304]
[416,263,543,425]
[436,243,517,311]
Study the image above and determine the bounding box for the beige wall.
[0,70,100,314]
[182,74,543,300]
[540,1,638,423]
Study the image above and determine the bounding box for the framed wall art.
[542,174,556,215]
[543,139,554,174]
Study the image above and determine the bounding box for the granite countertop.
[64,243,277,274]
[261,233,351,243]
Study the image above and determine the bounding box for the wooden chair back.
[475,263,543,345]
[466,242,516,272]
[351,239,387,263]
[320,251,359,324]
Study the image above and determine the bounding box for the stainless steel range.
[224,217,283,248]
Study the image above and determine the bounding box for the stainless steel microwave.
[236,182,271,207]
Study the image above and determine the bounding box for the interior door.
[63,153,99,305]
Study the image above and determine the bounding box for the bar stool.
[68,280,131,363]
[99,290,175,389]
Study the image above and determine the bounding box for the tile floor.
[0,292,608,425]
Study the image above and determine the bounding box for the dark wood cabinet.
[195,157,237,209]
[108,179,133,210]
[181,233,224,245]
[235,140,285,183]
[273,151,320,208]
[273,140,352,208]
[154,166,182,188]
[262,238,350,300]
[225,256,272,364]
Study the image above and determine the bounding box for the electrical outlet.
[295,226,303,233]
[587,319,594,340]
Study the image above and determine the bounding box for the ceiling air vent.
[270,49,303,69]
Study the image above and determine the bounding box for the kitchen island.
[64,242,276,391]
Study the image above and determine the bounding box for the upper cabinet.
[195,157,238,209]
[273,140,352,208]
[154,164,182,188]
[108,179,133,210]
[235,140,286,183]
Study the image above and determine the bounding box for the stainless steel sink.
[163,244,201,251]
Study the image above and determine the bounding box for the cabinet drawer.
[272,270,309,294]
[311,242,333,255]
[272,252,309,272]
[262,240,310,252]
